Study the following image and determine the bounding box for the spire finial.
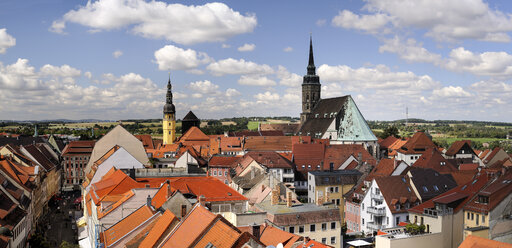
[307,34,315,75]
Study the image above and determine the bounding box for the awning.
[347,240,372,247]
[76,216,86,227]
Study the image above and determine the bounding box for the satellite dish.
[277,244,284,248]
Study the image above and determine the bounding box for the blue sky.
[1,0,512,122]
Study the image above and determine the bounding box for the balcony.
[371,193,383,201]
[367,206,386,216]
[423,207,453,218]
[367,222,384,231]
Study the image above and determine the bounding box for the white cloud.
[154,45,211,71]
[238,75,276,86]
[188,80,219,94]
[337,0,512,42]
[283,46,293,52]
[207,58,274,76]
[445,47,512,78]
[317,64,440,92]
[84,71,92,79]
[50,0,257,45]
[237,43,255,52]
[113,50,123,58]
[254,91,280,102]
[221,44,231,48]
[40,64,81,79]
[379,37,442,64]
[225,88,241,97]
[0,29,16,54]
[332,10,392,34]
[276,66,301,87]
[432,86,472,98]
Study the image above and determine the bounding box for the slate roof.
[22,144,55,171]
[309,170,361,186]
[408,167,457,201]
[182,110,199,121]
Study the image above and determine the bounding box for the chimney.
[393,158,397,169]
[198,195,206,206]
[271,189,279,205]
[286,191,293,207]
[252,223,261,241]
[129,167,136,180]
[166,180,172,198]
[147,195,152,207]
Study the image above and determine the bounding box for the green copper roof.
[337,96,377,141]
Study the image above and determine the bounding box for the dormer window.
[433,185,439,191]
[315,114,319,118]
[478,195,489,204]
[395,204,400,210]
[440,161,446,166]
[324,113,327,118]
[422,186,428,192]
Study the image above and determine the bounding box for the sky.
[1,0,512,122]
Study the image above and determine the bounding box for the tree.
[381,126,400,139]
[405,223,425,235]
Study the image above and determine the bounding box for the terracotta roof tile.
[247,151,293,169]
[379,136,399,149]
[375,176,419,214]
[161,204,217,247]
[194,218,241,248]
[464,171,512,214]
[445,140,473,156]
[297,239,334,248]
[208,156,240,168]
[151,182,171,209]
[398,132,437,155]
[244,136,293,151]
[135,134,155,150]
[139,210,178,248]
[412,148,457,173]
[259,225,302,248]
[102,205,155,247]
[459,235,512,248]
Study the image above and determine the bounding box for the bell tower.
[163,75,176,144]
[301,35,321,123]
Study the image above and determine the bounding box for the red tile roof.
[62,140,95,156]
[208,156,240,168]
[464,171,512,214]
[412,148,458,173]
[161,204,217,247]
[409,173,489,214]
[151,181,171,209]
[445,140,472,156]
[246,151,293,169]
[459,163,479,171]
[102,205,156,247]
[379,136,399,149]
[135,134,155,150]
[139,209,178,248]
[179,126,210,142]
[244,136,293,151]
[259,225,302,248]
[297,239,334,248]
[375,176,419,214]
[323,144,377,169]
[459,235,512,248]
[90,169,140,205]
[398,132,437,155]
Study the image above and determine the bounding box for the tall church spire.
[163,74,175,114]
[307,35,316,75]
[301,35,321,124]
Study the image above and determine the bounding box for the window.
[289,226,295,233]
[471,213,474,220]
[181,205,187,217]
[308,165,311,169]
[482,215,485,223]
[322,238,326,244]
[421,217,424,225]
[336,199,340,205]
[331,237,336,244]
[422,186,428,192]
[433,185,439,191]
[310,224,316,232]
[331,222,336,229]
[467,212,470,219]
[224,171,227,176]
[396,216,400,225]
[362,219,364,225]
[213,170,217,176]
[322,223,327,231]
[406,215,409,222]
[299,226,304,233]
[476,214,479,225]
[335,187,339,193]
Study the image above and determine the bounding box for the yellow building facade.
[163,77,176,145]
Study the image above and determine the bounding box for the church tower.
[301,35,321,124]
[163,76,176,144]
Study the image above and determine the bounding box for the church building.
[163,76,176,144]
[298,37,379,156]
